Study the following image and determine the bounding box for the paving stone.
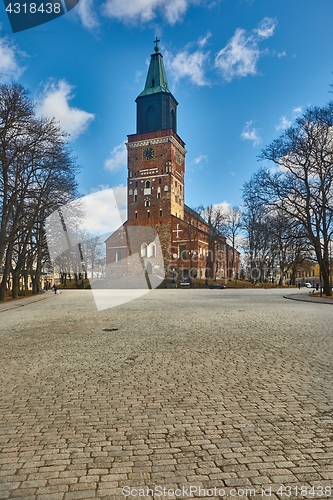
[1,289,333,497]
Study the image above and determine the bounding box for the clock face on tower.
[142,147,155,161]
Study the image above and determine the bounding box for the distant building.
[105,39,239,283]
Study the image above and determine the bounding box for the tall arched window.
[149,243,156,258]
[141,243,148,258]
[145,105,156,132]
[171,108,176,131]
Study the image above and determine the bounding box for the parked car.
[179,278,191,287]
[209,283,226,289]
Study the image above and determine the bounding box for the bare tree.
[220,206,242,280]
[259,103,333,295]
[0,83,78,300]
[196,205,226,285]
[243,172,311,284]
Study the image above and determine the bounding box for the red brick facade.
[105,127,239,282]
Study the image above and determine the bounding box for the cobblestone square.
[0,289,333,499]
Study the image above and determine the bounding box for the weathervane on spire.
[154,36,160,52]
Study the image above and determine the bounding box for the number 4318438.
[277,485,332,496]
[5,3,62,14]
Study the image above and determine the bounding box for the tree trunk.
[0,242,13,301]
[11,270,20,299]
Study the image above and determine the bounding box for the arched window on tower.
[144,105,156,132]
[171,108,176,132]
[145,180,151,189]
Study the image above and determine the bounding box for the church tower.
[106,39,239,283]
[127,38,186,230]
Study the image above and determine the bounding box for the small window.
[116,251,122,263]
[141,243,148,258]
[135,211,138,219]
[147,211,150,218]
[145,180,151,189]
[145,200,150,207]
[157,192,161,199]
[160,209,162,217]
[134,194,138,202]
[179,245,187,260]
[135,181,138,187]
[148,243,156,258]
[159,178,162,184]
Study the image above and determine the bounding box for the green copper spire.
[136,38,178,134]
[137,38,171,97]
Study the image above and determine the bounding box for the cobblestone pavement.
[0,288,333,500]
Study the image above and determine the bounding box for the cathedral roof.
[184,205,209,226]
[137,39,171,98]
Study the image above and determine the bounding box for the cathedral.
[105,39,239,284]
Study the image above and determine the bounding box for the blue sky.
[1,0,333,218]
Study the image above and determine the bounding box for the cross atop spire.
[154,36,160,52]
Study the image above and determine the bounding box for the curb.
[0,292,55,313]
[284,293,333,305]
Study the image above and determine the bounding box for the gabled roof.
[184,205,209,226]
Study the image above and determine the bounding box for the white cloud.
[215,28,259,81]
[79,185,127,233]
[215,17,277,82]
[164,47,209,86]
[104,142,127,172]
[76,0,99,30]
[277,51,286,58]
[135,70,143,83]
[255,17,277,39]
[292,106,302,115]
[275,107,303,131]
[36,80,94,141]
[276,116,292,131]
[192,154,208,164]
[102,0,200,25]
[198,32,212,48]
[47,187,126,247]
[213,201,231,215]
[241,121,261,146]
[0,32,25,81]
